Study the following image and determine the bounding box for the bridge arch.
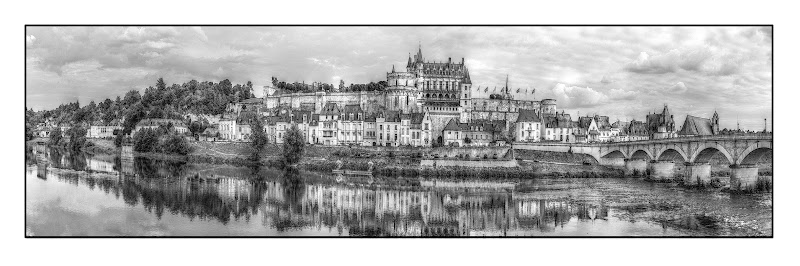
[656,147,689,162]
[736,141,773,165]
[600,150,626,159]
[690,143,734,165]
[629,149,653,161]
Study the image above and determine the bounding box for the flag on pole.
[516,88,520,93]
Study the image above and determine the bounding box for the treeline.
[271,76,388,93]
[27,77,255,139]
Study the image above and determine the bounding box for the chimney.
[462,57,465,64]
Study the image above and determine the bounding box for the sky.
[25,26,772,130]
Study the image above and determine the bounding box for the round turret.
[540,99,557,114]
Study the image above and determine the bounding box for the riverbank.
[38,139,768,182]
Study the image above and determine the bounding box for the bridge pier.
[599,157,625,168]
[648,161,675,181]
[624,159,648,176]
[683,163,711,186]
[730,164,759,191]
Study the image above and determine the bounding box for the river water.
[25,145,772,237]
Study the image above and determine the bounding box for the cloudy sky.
[25,26,772,130]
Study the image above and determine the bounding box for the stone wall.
[420,159,518,168]
[470,98,541,113]
[427,146,511,159]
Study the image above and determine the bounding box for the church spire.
[505,74,509,94]
[416,42,423,63]
[391,64,395,73]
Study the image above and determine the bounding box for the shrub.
[160,134,191,155]
[133,128,159,152]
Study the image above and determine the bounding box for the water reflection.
[27,144,712,236]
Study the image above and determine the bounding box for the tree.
[123,90,142,106]
[133,128,159,152]
[49,127,63,146]
[156,77,167,90]
[160,134,191,155]
[249,116,268,161]
[66,125,88,152]
[282,123,305,166]
[464,137,472,144]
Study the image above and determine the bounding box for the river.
[25,145,772,237]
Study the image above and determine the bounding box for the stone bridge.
[513,134,773,190]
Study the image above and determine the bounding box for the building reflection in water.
[27,144,610,236]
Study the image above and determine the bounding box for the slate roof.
[443,119,465,131]
[410,113,427,124]
[516,109,541,123]
[380,111,402,122]
[678,115,715,136]
[320,103,341,115]
[341,105,364,121]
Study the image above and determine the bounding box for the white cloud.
[26,35,36,46]
[624,47,743,76]
[668,82,688,94]
[191,27,208,42]
[551,83,608,108]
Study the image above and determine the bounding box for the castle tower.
[460,67,473,123]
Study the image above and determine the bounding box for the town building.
[514,109,542,142]
[87,120,122,139]
[134,118,189,135]
[646,105,677,139]
[541,111,576,142]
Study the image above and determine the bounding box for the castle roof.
[678,115,714,136]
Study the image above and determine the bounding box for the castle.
[261,45,557,143]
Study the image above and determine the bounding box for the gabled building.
[678,112,720,137]
[376,111,402,146]
[319,103,342,146]
[363,114,377,146]
[515,109,542,142]
[442,119,467,147]
[339,104,364,145]
[409,112,433,147]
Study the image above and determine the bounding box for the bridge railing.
[513,133,772,147]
